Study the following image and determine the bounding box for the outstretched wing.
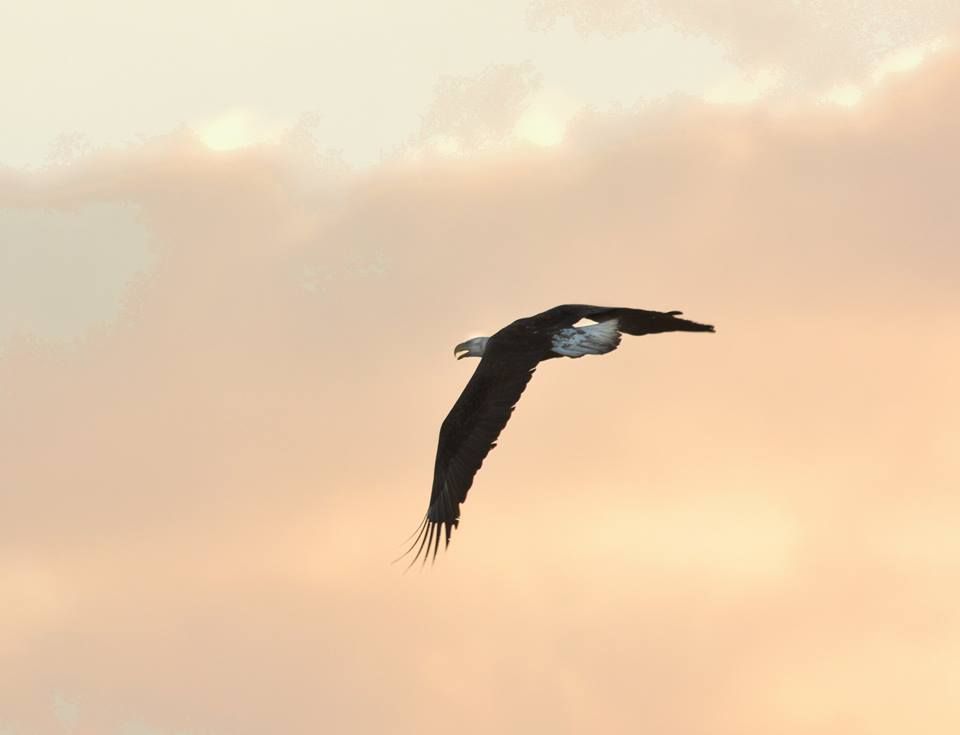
[403,345,541,565]
[537,304,715,336]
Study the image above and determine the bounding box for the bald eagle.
[402,304,715,564]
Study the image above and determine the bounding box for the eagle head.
[454,337,489,360]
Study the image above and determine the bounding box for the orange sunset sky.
[2,3,959,734]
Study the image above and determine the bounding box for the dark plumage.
[401,304,715,565]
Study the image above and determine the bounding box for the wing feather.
[561,305,715,335]
[404,345,540,565]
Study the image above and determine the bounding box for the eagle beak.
[454,342,469,360]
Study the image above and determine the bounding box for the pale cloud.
[0,203,153,344]
[704,67,782,105]
[414,66,579,153]
[52,693,80,732]
[195,109,285,152]
[7,1,954,173]
[513,87,579,147]
[528,0,960,91]
[0,1,731,170]
[416,63,543,151]
[823,36,953,107]
[0,39,958,735]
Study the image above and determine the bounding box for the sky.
[1,3,959,734]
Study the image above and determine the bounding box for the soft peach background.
[1,6,958,734]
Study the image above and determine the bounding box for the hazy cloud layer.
[0,203,153,343]
[416,63,543,150]
[529,0,960,89]
[1,46,959,735]
[0,1,729,170]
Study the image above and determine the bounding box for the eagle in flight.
[402,304,715,565]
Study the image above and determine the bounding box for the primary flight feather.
[402,304,715,564]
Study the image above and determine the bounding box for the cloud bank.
[1,44,959,735]
[529,0,960,90]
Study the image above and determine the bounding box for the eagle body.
[404,303,715,564]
